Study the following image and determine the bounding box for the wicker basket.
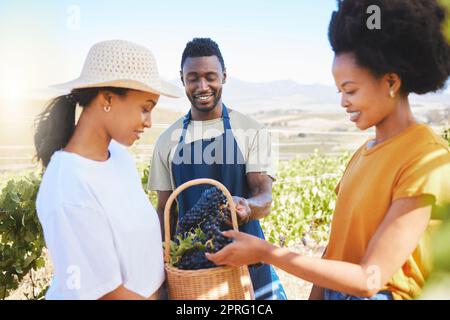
[164,178,254,300]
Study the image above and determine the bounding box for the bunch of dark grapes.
[176,249,216,270]
[177,187,228,235]
[200,213,232,252]
[174,187,233,270]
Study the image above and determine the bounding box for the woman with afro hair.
[206,0,450,300]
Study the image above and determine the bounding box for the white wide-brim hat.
[52,40,182,98]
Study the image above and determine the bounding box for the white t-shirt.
[36,140,165,300]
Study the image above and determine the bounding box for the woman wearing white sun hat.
[34,40,181,300]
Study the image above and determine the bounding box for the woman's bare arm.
[208,195,433,297]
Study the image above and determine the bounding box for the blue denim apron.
[171,105,287,300]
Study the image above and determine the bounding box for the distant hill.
[0,98,183,146]
[158,77,450,114]
[2,77,448,120]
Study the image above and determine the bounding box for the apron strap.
[220,104,237,178]
[222,104,232,130]
[179,104,231,144]
[178,111,192,144]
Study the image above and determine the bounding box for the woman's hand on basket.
[226,196,251,226]
[205,230,271,267]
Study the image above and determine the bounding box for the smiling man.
[147,38,287,300]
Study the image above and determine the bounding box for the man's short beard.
[189,88,223,113]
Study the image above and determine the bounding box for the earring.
[104,105,111,113]
[390,89,395,98]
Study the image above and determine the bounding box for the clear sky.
[0,0,339,101]
[1,0,448,104]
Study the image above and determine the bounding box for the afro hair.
[180,38,226,71]
[328,0,450,94]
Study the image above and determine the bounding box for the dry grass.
[274,243,325,300]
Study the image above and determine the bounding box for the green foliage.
[262,151,350,247]
[0,173,46,299]
[167,228,208,266]
[420,126,450,298]
[441,0,450,42]
[420,202,450,299]
[139,162,157,207]
[432,211,450,273]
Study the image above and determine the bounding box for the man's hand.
[226,196,251,226]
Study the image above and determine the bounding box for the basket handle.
[163,178,239,263]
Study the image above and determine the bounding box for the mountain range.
[158,77,450,114]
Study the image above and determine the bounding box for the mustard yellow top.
[324,124,450,300]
